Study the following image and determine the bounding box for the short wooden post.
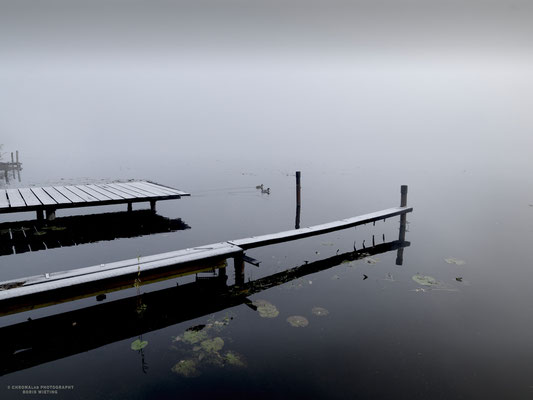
[295,171,301,229]
[150,200,156,213]
[400,185,408,207]
[11,152,14,164]
[46,209,56,221]
[127,202,132,212]
[16,150,19,164]
[4,170,8,182]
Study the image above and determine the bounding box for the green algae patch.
[130,339,148,351]
[311,307,329,317]
[201,337,224,353]
[252,299,279,318]
[412,274,438,286]
[182,329,208,344]
[287,316,309,328]
[171,359,201,378]
[224,351,247,367]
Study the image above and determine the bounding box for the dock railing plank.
[0,190,9,208]
[6,189,26,207]
[30,187,57,206]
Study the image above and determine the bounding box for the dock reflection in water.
[0,238,409,377]
[0,210,190,256]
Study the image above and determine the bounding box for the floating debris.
[171,359,201,378]
[412,274,438,286]
[364,257,378,265]
[130,339,148,351]
[384,273,395,282]
[455,277,463,282]
[445,258,466,266]
[331,274,340,280]
[252,299,279,318]
[224,351,247,367]
[187,324,206,332]
[201,337,224,353]
[363,274,368,280]
[311,307,329,317]
[287,316,309,328]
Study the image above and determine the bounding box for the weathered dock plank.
[30,188,56,206]
[144,180,189,196]
[0,190,9,208]
[0,181,189,218]
[18,188,41,207]
[41,187,72,204]
[54,186,86,203]
[6,189,25,207]
[229,206,412,250]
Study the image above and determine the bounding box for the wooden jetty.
[0,180,190,220]
[0,240,410,376]
[0,186,412,315]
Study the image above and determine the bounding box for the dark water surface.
[1,62,533,399]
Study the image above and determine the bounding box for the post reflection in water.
[0,233,410,377]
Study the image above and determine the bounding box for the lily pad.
[224,351,247,367]
[311,307,329,317]
[130,339,148,351]
[171,359,201,378]
[287,315,309,328]
[445,258,466,266]
[412,274,438,286]
[252,299,279,318]
[201,337,224,353]
[182,329,208,344]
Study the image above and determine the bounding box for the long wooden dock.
[0,180,190,220]
[0,190,413,315]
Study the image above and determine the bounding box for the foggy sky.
[1,0,532,165]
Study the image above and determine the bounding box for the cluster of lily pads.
[410,257,468,292]
[170,314,246,378]
[251,299,329,329]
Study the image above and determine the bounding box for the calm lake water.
[1,65,533,399]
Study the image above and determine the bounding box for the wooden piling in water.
[396,185,408,265]
[295,171,301,229]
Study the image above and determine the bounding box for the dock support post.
[36,210,44,221]
[295,171,301,229]
[4,170,8,182]
[150,200,156,213]
[11,152,14,164]
[234,253,245,286]
[396,185,408,265]
[45,209,56,221]
[16,150,19,164]
[127,202,132,212]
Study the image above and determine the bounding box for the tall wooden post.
[11,152,14,164]
[16,150,19,164]
[396,185,408,265]
[295,171,301,229]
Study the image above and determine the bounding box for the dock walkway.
[0,180,190,220]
